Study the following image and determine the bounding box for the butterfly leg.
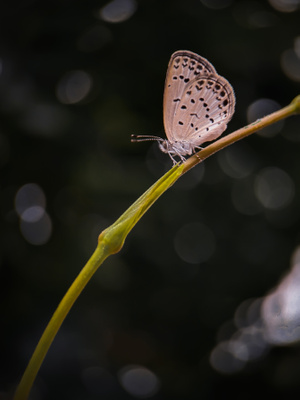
[173,151,186,164]
[168,153,179,165]
[193,146,202,153]
[191,146,202,161]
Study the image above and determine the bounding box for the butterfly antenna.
[131,134,164,143]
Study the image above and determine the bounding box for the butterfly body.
[158,139,199,162]
[132,50,235,164]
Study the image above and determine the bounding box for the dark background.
[1,0,300,398]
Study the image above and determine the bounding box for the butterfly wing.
[169,74,235,146]
[163,51,217,143]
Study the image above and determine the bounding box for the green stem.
[13,95,300,400]
[14,243,108,400]
[183,95,300,172]
[13,164,184,400]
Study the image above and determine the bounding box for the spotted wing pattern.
[163,51,235,146]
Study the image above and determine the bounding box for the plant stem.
[13,95,300,400]
[13,164,183,400]
[13,243,109,400]
[183,95,300,173]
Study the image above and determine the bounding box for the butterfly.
[131,50,235,164]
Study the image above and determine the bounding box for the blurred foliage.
[1,0,300,399]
